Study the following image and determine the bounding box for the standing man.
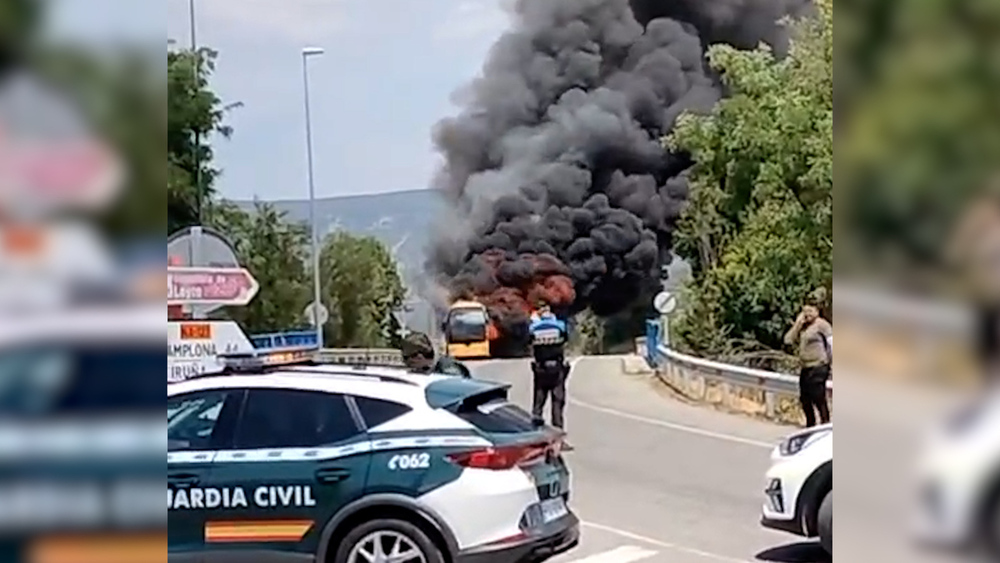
[529,301,570,430]
[784,300,833,427]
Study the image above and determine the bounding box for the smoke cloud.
[426,0,810,349]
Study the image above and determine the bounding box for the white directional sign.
[653,291,677,314]
[168,321,254,382]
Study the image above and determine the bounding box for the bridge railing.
[250,330,319,349]
[651,342,832,423]
[316,348,404,367]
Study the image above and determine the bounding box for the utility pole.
[302,47,325,345]
[189,0,202,225]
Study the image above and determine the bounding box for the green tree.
[319,232,406,348]
[168,48,237,234]
[207,201,311,334]
[665,0,832,366]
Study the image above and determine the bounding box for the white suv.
[760,424,833,555]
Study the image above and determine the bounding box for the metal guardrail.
[317,348,404,367]
[251,330,319,349]
[656,344,833,395]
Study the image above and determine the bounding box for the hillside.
[230,189,445,284]
[229,189,447,335]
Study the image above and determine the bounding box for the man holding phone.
[784,300,833,427]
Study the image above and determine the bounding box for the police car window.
[353,396,411,429]
[456,400,536,433]
[0,343,163,416]
[168,391,232,451]
[234,389,360,449]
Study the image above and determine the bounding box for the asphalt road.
[468,356,829,563]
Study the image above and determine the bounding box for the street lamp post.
[189,0,203,225]
[302,46,325,346]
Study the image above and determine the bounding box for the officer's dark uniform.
[529,311,569,429]
[400,332,471,377]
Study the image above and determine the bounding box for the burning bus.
[443,299,497,359]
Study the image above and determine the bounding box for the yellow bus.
[444,300,495,359]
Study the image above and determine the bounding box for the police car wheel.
[335,519,443,563]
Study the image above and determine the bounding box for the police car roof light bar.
[281,365,419,386]
[220,345,320,373]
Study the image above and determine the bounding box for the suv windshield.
[447,308,487,342]
[0,343,164,416]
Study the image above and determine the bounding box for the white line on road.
[581,521,754,563]
[564,358,773,449]
[561,545,658,563]
[567,397,773,449]
[476,357,773,448]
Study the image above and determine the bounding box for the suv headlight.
[779,426,831,456]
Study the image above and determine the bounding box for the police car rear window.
[0,343,163,415]
[353,396,411,429]
[456,400,536,433]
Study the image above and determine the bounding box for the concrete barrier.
[652,356,827,425]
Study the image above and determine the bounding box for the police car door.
[168,389,243,559]
[204,388,370,560]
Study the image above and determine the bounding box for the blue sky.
[159,0,511,200]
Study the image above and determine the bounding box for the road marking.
[562,545,657,563]
[566,397,772,449]
[477,357,774,449]
[581,521,753,563]
[564,358,773,449]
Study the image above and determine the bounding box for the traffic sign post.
[168,266,260,306]
[168,320,255,382]
[168,226,245,318]
[653,291,678,348]
[304,301,329,327]
[167,229,262,382]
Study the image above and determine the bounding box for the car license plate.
[540,497,568,523]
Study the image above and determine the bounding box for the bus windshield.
[447,308,488,343]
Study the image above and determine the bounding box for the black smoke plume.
[426,0,809,351]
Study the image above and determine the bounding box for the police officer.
[529,301,570,430]
[400,332,471,377]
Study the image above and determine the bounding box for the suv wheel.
[335,519,444,563]
[817,490,832,555]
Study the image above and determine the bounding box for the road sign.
[654,291,677,314]
[168,266,259,306]
[304,301,329,326]
[168,320,254,382]
[168,226,244,317]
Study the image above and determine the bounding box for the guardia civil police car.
[168,347,579,563]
